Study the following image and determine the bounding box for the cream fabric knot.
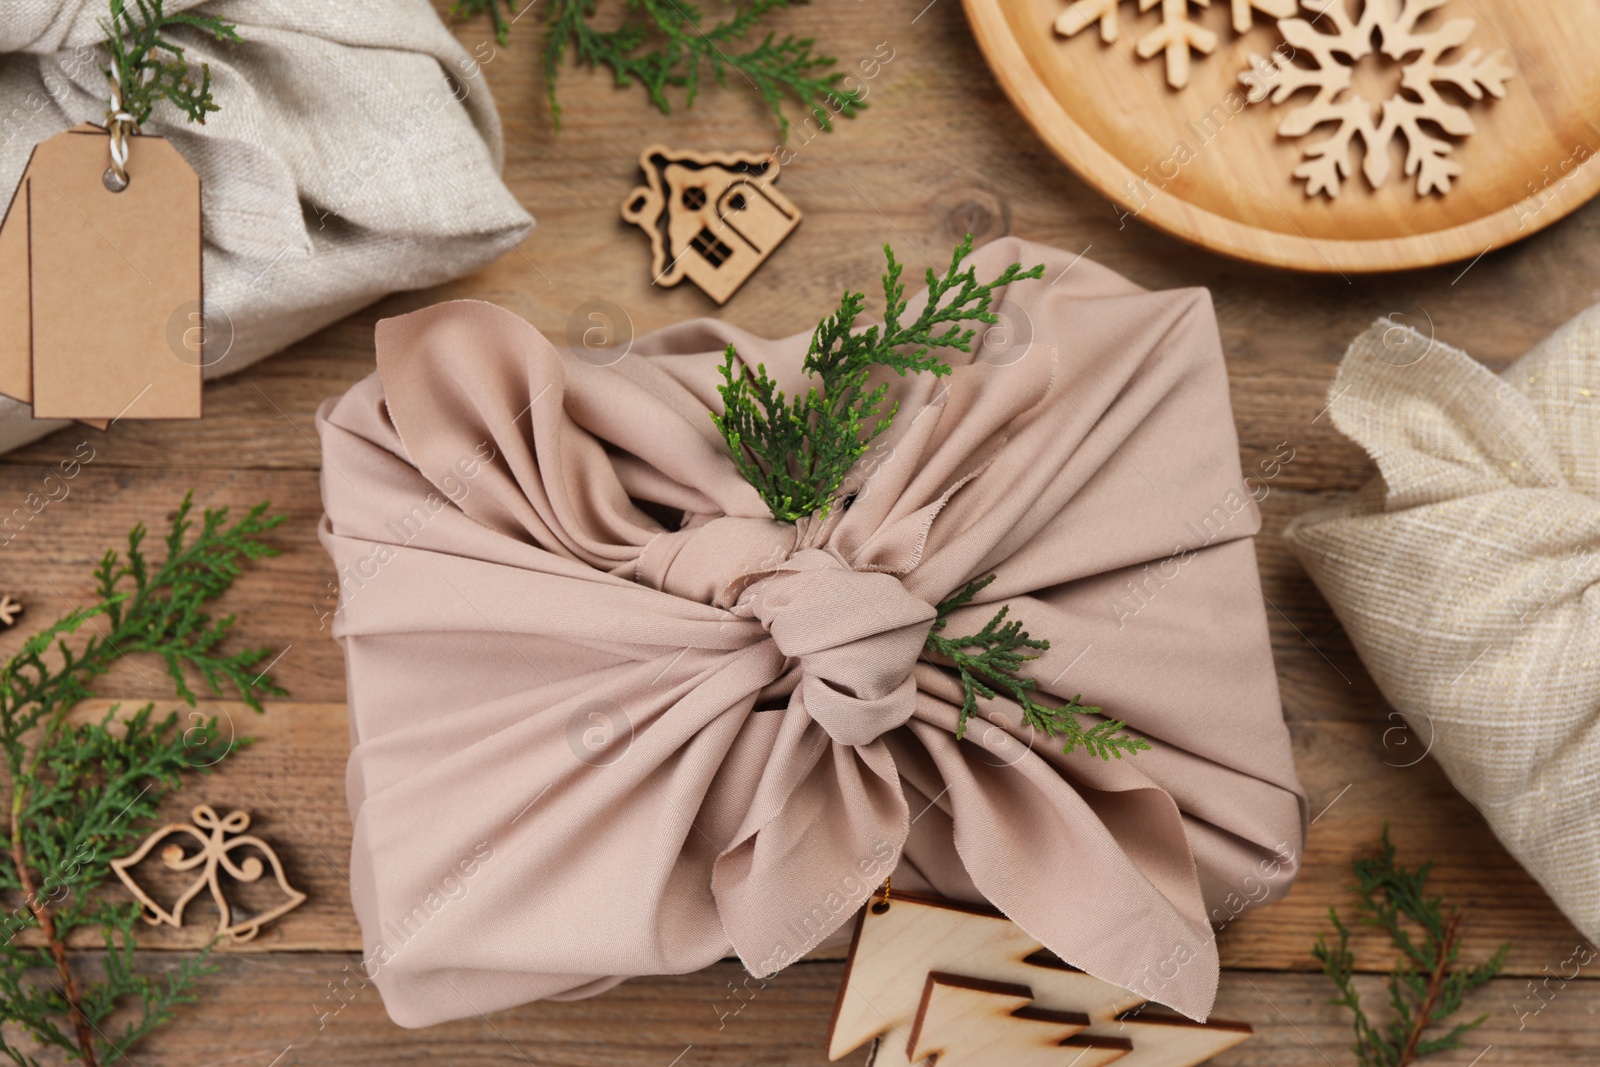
[743,549,937,747]
[637,520,936,747]
[635,516,798,608]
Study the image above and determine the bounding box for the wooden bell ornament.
[111,805,306,942]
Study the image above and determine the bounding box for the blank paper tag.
[0,124,111,428]
[0,149,33,404]
[0,125,202,421]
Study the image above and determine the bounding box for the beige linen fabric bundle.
[1286,310,1600,944]
[0,0,532,451]
[317,237,1306,1028]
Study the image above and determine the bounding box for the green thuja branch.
[101,0,240,128]
[710,237,1138,761]
[453,0,519,46]
[926,577,1149,761]
[1314,826,1508,1067]
[455,0,862,137]
[0,493,285,1066]
[715,235,1042,523]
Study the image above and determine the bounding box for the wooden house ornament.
[621,144,801,305]
[830,891,1252,1067]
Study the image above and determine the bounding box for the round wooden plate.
[961,0,1600,272]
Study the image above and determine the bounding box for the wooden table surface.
[5,2,1600,1063]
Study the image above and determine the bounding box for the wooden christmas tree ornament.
[829,891,1251,1067]
[621,144,801,305]
[111,804,306,942]
[906,973,1133,1066]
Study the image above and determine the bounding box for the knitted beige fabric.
[1285,309,1600,942]
[0,0,534,451]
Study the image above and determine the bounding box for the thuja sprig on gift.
[0,493,285,1067]
[101,0,240,128]
[455,0,862,138]
[1314,826,1508,1067]
[713,236,1145,761]
[714,235,1042,523]
[926,576,1150,761]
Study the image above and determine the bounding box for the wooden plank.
[0,468,346,704]
[0,454,1384,730]
[0,324,1383,493]
[0,474,1423,726]
[1223,716,1575,977]
[3,700,1579,978]
[41,956,1600,1065]
[1205,970,1598,1066]
[35,956,848,1067]
[0,429,1494,730]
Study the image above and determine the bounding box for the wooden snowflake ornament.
[1240,0,1515,197]
[1055,0,1296,89]
[0,594,20,627]
[829,891,1252,1066]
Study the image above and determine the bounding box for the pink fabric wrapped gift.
[316,237,1306,1027]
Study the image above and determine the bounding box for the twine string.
[105,57,137,189]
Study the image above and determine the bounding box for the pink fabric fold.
[317,237,1306,1028]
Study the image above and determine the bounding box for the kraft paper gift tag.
[0,162,27,405]
[0,124,202,422]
